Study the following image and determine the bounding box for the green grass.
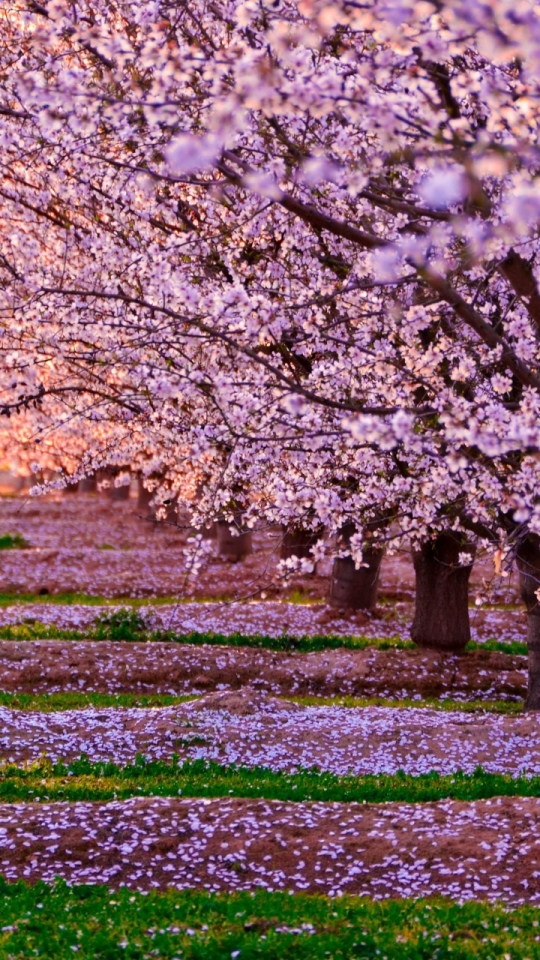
[0,691,197,711]
[0,690,523,713]
[0,618,413,651]
[468,638,528,655]
[0,881,539,958]
[0,604,528,654]
[0,532,29,549]
[0,592,178,607]
[293,695,523,714]
[2,757,540,804]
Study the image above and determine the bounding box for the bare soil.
[1,794,540,902]
[0,640,527,700]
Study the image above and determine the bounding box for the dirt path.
[0,794,539,902]
[1,690,539,774]
[0,640,527,701]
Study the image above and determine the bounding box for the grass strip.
[0,617,528,655]
[292,695,523,714]
[1,757,540,804]
[0,691,522,713]
[0,880,540,959]
[0,619,414,651]
[0,691,197,711]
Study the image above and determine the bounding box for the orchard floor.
[0,688,539,772]
[0,640,527,700]
[1,793,539,904]
[2,491,540,955]
[0,492,525,643]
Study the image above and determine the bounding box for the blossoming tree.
[2,0,540,701]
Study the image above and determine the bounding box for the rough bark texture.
[217,518,252,562]
[516,535,540,711]
[411,531,475,652]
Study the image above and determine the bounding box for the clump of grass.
[467,638,528,655]
[0,532,29,549]
[2,757,540,804]
[93,608,150,641]
[2,881,540,959]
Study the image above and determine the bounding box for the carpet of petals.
[0,494,538,906]
[0,691,539,774]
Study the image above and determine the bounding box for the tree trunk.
[328,524,384,610]
[280,525,321,564]
[64,479,79,494]
[79,475,97,494]
[199,522,217,540]
[328,547,384,610]
[137,478,154,513]
[411,531,475,652]
[217,518,252,562]
[516,535,540,710]
[110,483,131,501]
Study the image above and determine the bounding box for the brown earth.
[1,794,540,902]
[0,640,527,700]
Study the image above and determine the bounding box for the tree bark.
[110,483,131,501]
[280,525,321,563]
[137,478,154,513]
[217,517,252,562]
[79,475,97,494]
[328,524,384,610]
[516,535,540,710]
[198,521,217,540]
[107,468,131,501]
[411,531,475,652]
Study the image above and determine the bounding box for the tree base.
[411,531,475,653]
[328,547,384,611]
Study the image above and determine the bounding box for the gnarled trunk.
[516,535,540,710]
[411,531,475,652]
[328,523,384,610]
[217,517,252,562]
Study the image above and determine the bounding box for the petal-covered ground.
[0,493,536,911]
[0,690,539,774]
[0,794,539,903]
[0,598,527,644]
[0,640,527,700]
[0,495,524,645]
